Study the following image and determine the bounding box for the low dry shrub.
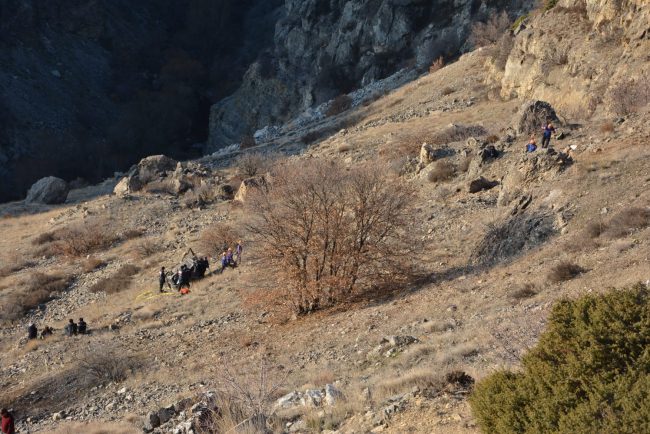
[605,207,650,238]
[53,218,121,257]
[429,56,445,73]
[198,222,242,256]
[547,261,585,283]
[377,368,444,399]
[458,155,472,173]
[132,239,159,259]
[89,265,139,294]
[427,160,456,183]
[182,184,217,209]
[471,284,650,434]
[82,257,108,273]
[441,86,455,96]
[510,283,537,300]
[79,345,142,384]
[607,71,650,116]
[236,152,267,177]
[469,11,511,48]
[32,231,57,245]
[326,95,353,117]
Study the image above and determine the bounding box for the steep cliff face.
[0,0,282,202]
[496,0,649,116]
[208,0,534,149]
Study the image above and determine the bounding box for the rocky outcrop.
[25,177,69,204]
[234,176,268,202]
[208,0,535,149]
[497,0,650,116]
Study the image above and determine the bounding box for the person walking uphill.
[235,240,243,264]
[541,121,556,148]
[1,408,15,434]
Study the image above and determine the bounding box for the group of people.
[64,318,88,336]
[526,121,556,153]
[27,318,88,340]
[158,240,244,295]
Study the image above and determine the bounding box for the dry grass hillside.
[1,5,649,433]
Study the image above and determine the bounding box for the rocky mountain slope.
[1,0,535,203]
[0,0,649,433]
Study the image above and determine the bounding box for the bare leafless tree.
[246,159,417,315]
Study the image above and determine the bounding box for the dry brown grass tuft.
[377,368,444,399]
[510,283,537,300]
[429,56,445,73]
[32,231,57,245]
[79,344,142,384]
[605,207,650,238]
[89,264,139,294]
[51,218,121,257]
[547,261,585,283]
[81,257,108,273]
[441,86,455,96]
[132,238,159,260]
[427,160,456,183]
[198,222,242,256]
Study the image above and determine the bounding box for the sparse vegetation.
[600,120,615,134]
[0,272,75,324]
[326,95,353,117]
[547,261,585,283]
[132,239,159,259]
[585,207,650,240]
[89,264,139,294]
[471,284,650,434]
[510,283,537,300]
[429,56,445,73]
[144,179,177,196]
[247,159,416,314]
[236,152,268,177]
[198,222,242,256]
[79,345,142,384]
[469,11,511,48]
[607,71,650,116]
[51,218,121,257]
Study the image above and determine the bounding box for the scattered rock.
[301,389,324,407]
[157,405,176,425]
[234,175,268,202]
[325,384,344,406]
[25,176,69,204]
[381,335,418,348]
[143,412,161,431]
[515,100,559,136]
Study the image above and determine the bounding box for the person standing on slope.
[1,408,15,434]
[541,121,556,148]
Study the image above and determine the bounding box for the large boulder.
[515,101,560,136]
[137,155,177,177]
[469,177,499,193]
[113,175,143,197]
[234,175,268,202]
[25,176,69,204]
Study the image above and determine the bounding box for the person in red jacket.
[1,408,15,434]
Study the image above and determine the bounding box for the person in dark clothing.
[1,408,15,434]
[159,266,171,292]
[40,326,53,339]
[28,323,37,340]
[78,318,87,334]
[64,319,77,337]
[178,265,191,290]
[235,240,243,264]
[541,121,556,148]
